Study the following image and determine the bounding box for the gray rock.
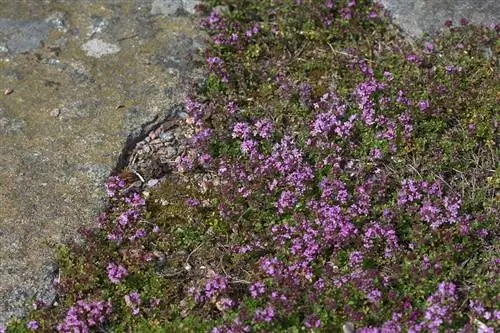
[151,0,202,16]
[81,38,121,58]
[151,0,184,16]
[377,0,499,38]
[160,131,174,141]
[0,116,25,135]
[45,12,68,31]
[183,0,203,15]
[0,0,207,326]
[0,19,51,54]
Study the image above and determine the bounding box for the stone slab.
[0,0,206,325]
[377,0,499,38]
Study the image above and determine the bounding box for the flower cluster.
[56,299,112,332]
[13,0,498,332]
[397,179,465,229]
[105,176,125,197]
[170,1,498,330]
[124,291,142,316]
[107,262,128,284]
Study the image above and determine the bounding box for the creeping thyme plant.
[4,0,498,332]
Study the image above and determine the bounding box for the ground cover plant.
[3,0,498,332]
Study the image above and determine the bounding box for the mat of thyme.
[5,1,498,332]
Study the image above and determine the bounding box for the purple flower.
[254,119,274,139]
[229,33,238,44]
[478,326,494,333]
[445,65,461,73]
[207,56,222,65]
[424,42,434,52]
[367,289,382,304]
[205,275,228,299]
[406,54,421,64]
[418,100,430,111]
[298,82,313,106]
[233,122,250,139]
[245,23,260,38]
[241,139,258,155]
[27,320,39,331]
[117,209,140,227]
[191,128,213,146]
[57,299,112,332]
[226,101,239,114]
[340,7,353,20]
[494,310,500,320]
[260,257,281,277]
[249,281,266,298]
[275,190,298,214]
[107,262,128,284]
[186,198,200,207]
[150,298,160,308]
[125,193,145,208]
[124,291,142,316]
[254,306,275,323]
[198,153,213,167]
[176,154,194,173]
[421,282,457,330]
[105,176,125,197]
[128,228,146,241]
[217,297,235,311]
[369,148,382,160]
[349,251,363,267]
[304,314,321,328]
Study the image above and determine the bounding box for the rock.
[183,0,203,15]
[50,108,60,117]
[151,0,201,16]
[377,0,499,38]
[0,0,207,326]
[151,0,183,16]
[45,12,68,31]
[159,131,174,141]
[0,18,51,54]
[343,322,355,333]
[81,38,121,58]
[0,116,25,135]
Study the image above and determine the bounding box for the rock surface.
[377,0,499,38]
[0,0,202,325]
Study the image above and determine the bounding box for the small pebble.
[343,322,355,333]
[159,132,174,141]
[147,179,159,187]
[50,108,61,117]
